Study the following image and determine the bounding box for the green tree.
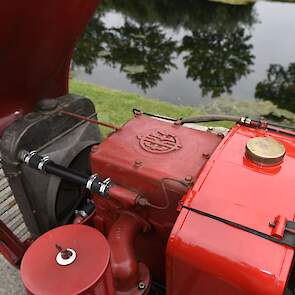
[255,63,295,112]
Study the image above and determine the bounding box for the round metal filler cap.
[246,136,285,165]
[20,224,113,295]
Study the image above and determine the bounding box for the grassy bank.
[69,79,208,135]
[70,79,294,136]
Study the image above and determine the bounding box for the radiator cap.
[246,136,285,165]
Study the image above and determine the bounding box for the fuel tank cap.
[246,136,285,166]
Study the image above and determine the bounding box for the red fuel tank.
[167,125,295,295]
[20,224,115,295]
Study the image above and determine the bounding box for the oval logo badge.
[137,129,182,154]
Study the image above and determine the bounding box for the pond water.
[74,0,295,112]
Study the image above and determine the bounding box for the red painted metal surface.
[0,0,99,119]
[167,124,295,294]
[0,220,27,265]
[20,224,115,295]
[108,213,151,294]
[90,114,222,286]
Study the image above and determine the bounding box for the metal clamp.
[86,174,98,190]
[23,150,37,164]
[74,210,88,218]
[37,155,49,171]
[240,117,252,125]
[99,178,111,196]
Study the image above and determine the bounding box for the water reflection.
[73,11,106,74]
[180,27,254,97]
[103,22,177,91]
[101,0,256,30]
[255,63,295,112]
[73,0,257,96]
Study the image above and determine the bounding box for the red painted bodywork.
[167,124,295,294]
[90,114,222,289]
[2,1,295,293]
[0,0,100,266]
[0,0,99,119]
[21,224,115,295]
[0,220,27,265]
[108,213,151,294]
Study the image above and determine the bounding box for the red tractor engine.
[1,1,295,294]
[89,113,222,292]
[17,111,223,294]
[12,109,295,295]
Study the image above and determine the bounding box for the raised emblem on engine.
[137,129,182,154]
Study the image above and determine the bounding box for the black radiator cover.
[0,95,101,237]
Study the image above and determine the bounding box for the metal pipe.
[108,213,148,292]
[19,151,146,207]
[60,110,120,131]
[107,185,139,208]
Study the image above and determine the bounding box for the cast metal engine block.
[88,113,223,290]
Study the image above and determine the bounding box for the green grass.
[69,79,233,136]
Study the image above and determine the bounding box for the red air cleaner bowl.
[20,224,115,295]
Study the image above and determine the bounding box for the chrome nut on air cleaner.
[246,136,286,166]
[56,247,77,266]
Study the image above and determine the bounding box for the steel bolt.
[185,175,193,183]
[91,145,98,153]
[138,282,146,290]
[134,159,143,167]
[269,221,276,227]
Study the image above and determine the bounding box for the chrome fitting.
[99,177,111,196]
[86,174,98,191]
[75,210,88,218]
[23,150,37,164]
[240,117,252,125]
[37,155,49,171]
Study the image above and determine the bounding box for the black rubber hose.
[180,114,295,133]
[267,122,295,131]
[180,114,241,125]
[19,151,107,195]
[44,161,88,187]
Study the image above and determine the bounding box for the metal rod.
[60,110,120,131]
[133,108,179,122]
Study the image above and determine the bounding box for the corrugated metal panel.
[0,156,30,242]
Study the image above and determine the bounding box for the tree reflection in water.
[256,63,295,112]
[103,22,177,91]
[180,28,254,97]
[73,11,107,74]
[72,0,256,97]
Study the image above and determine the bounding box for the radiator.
[0,156,30,242]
